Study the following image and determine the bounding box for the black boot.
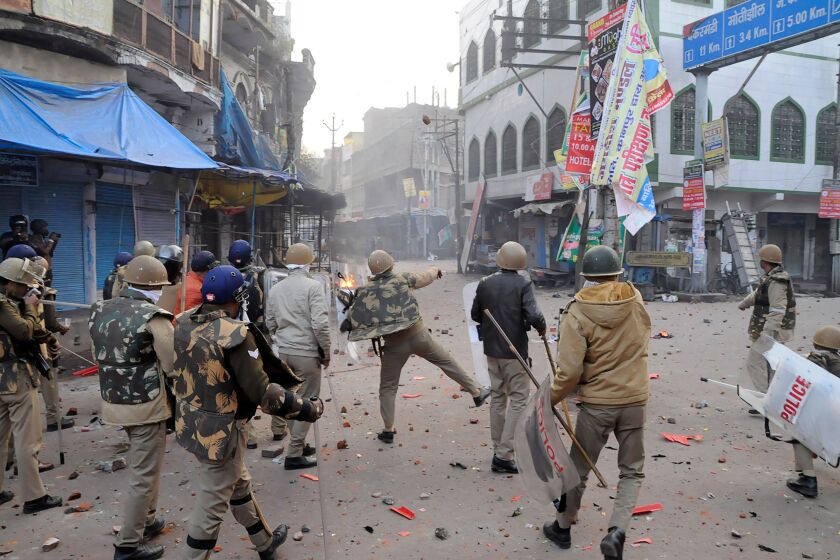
[377,431,395,444]
[46,417,75,432]
[284,456,317,470]
[302,443,317,457]
[473,387,491,407]
[143,518,167,541]
[113,544,165,560]
[258,524,289,560]
[787,474,818,498]
[491,455,519,474]
[0,490,13,506]
[23,494,62,514]
[600,527,625,560]
[543,520,571,549]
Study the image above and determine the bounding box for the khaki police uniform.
[89,288,174,548]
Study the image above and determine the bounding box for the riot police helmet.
[757,244,782,265]
[123,255,169,287]
[113,251,133,268]
[495,241,527,270]
[228,240,253,268]
[581,246,624,278]
[286,243,315,266]
[368,250,394,275]
[201,265,248,305]
[6,244,37,259]
[191,250,219,273]
[813,325,840,351]
[133,240,156,257]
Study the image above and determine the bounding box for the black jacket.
[471,270,546,360]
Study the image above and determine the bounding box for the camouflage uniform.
[238,265,266,448]
[89,288,175,549]
[348,268,482,431]
[0,291,50,503]
[173,304,314,560]
[740,266,796,391]
[103,265,126,301]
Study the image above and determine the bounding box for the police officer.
[227,240,267,449]
[739,244,796,394]
[785,325,840,499]
[28,219,59,273]
[265,243,331,470]
[543,246,651,560]
[157,245,184,286]
[347,250,490,444]
[0,215,31,258]
[471,241,545,474]
[104,252,133,301]
[173,265,324,560]
[181,251,218,312]
[134,240,156,258]
[89,255,175,560]
[0,257,63,514]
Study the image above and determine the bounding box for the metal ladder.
[721,203,760,290]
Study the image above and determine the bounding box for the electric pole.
[323,113,343,193]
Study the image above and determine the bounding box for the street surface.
[0,259,837,559]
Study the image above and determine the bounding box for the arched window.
[501,20,515,63]
[671,87,696,154]
[548,0,569,34]
[502,124,517,175]
[816,104,836,166]
[483,29,496,74]
[466,41,479,83]
[725,94,760,159]
[235,82,248,107]
[523,0,541,49]
[578,0,601,19]
[484,130,498,178]
[545,106,567,164]
[468,137,481,181]
[522,115,541,170]
[771,98,805,162]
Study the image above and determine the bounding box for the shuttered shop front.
[134,185,177,247]
[22,183,86,304]
[96,183,136,289]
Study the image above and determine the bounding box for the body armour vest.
[0,294,38,395]
[89,290,172,405]
[749,268,796,340]
[172,308,248,463]
[347,271,421,341]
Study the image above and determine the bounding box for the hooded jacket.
[550,282,651,407]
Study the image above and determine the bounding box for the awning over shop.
[512,200,576,218]
[0,68,218,169]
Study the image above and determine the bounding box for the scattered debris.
[390,506,416,520]
[758,544,777,553]
[648,373,660,379]
[632,503,664,516]
[451,393,461,399]
[261,447,283,459]
[718,456,727,464]
[449,462,468,470]
[68,471,79,480]
[64,502,92,514]
[300,474,319,482]
[511,507,523,517]
[67,491,81,501]
[661,432,704,446]
[398,531,411,537]
[96,457,127,473]
[420,493,431,500]
[337,440,349,450]
[731,530,742,539]
[469,418,479,424]
[412,376,426,381]
[292,531,304,542]
[41,537,60,552]
[301,525,310,533]
[653,330,673,338]
[66,407,78,416]
[692,400,709,409]
[382,497,395,506]
[402,394,422,399]
[340,406,347,414]
[371,492,382,498]
[342,421,351,428]
[363,526,374,534]
[631,537,653,547]
[434,528,450,540]
[667,418,677,424]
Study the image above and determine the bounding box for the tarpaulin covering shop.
[0,68,219,305]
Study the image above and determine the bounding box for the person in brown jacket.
[542,246,651,560]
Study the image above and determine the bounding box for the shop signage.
[819,179,840,218]
[402,177,416,197]
[418,190,431,210]
[566,113,596,174]
[683,159,706,211]
[0,153,38,187]
[626,251,692,267]
[588,3,627,140]
[524,172,553,202]
[701,118,729,169]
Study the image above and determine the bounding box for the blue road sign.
[684,0,840,69]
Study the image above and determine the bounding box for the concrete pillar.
[83,181,97,304]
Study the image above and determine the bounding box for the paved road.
[1,259,837,559]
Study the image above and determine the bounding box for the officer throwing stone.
[542,246,651,560]
[173,265,324,560]
[471,241,545,475]
[738,244,796,394]
[347,250,490,444]
[89,255,175,560]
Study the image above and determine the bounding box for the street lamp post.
[422,114,464,273]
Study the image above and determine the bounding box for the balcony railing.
[113,0,219,88]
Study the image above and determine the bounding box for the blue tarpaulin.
[216,70,282,170]
[0,68,218,169]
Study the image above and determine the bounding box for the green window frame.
[466,41,479,83]
[522,115,542,171]
[815,103,836,166]
[546,105,567,164]
[482,29,496,74]
[484,130,498,178]
[724,93,761,160]
[548,0,570,35]
[770,97,805,163]
[502,123,518,175]
[468,137,481,181]
[670,85,713,155]
[523,0,542,49]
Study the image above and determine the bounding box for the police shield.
[513,376,580,504]
[759,336,840,467]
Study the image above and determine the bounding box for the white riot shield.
[462,281,491,387]
[757,335,840,467]
[513,377,580,504]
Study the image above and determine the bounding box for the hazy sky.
[275,0,461,155]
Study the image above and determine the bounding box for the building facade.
[459,0,837,287]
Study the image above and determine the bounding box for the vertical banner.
[701,118,729,169]
[588,4,628,140]
[590,0,674,235]
[513,377,580,504]
[525,172,554,201]
[819,180,840,218]
[682,159,706,211]
[566,113,596,174]
[692,208,706,274]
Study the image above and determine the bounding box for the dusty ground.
[1,258,838,559]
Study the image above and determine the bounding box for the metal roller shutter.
[134,186,177,247]
[22,183,86,304]
[95,183,136,289]
[0,186,22,230]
